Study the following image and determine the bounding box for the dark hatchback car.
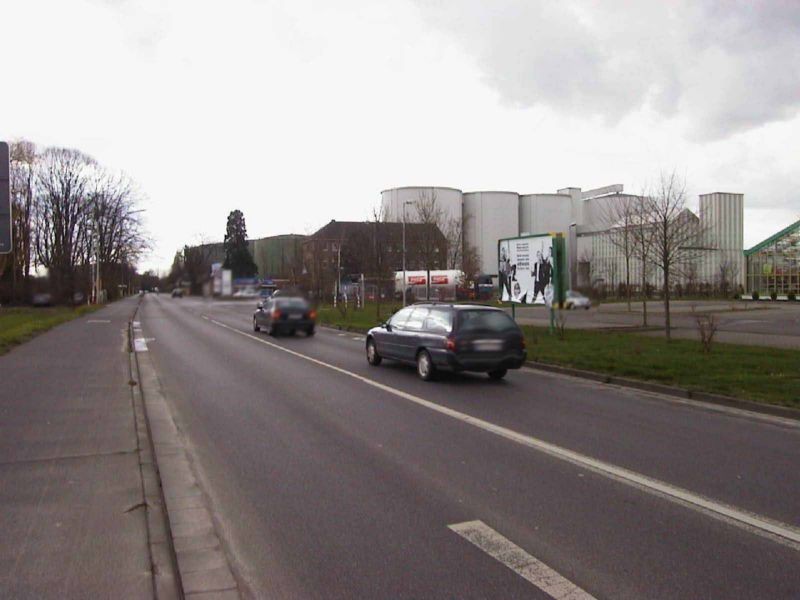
[366,303,527,381]
[254,297,316,336]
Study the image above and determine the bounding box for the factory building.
[382,185,746,293]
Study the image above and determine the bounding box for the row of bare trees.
[1,140,148,304]
[600,171,708,339]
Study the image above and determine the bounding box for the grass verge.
[317,302,800,409]
[0,305,104,355]
[523,328,799,409]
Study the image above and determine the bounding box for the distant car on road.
[366,303,527,381]
[565,290,591,310]
[32,292,53,307]
[171,289,184,298]
[254,297,316,336]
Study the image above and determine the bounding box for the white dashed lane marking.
[449,520,595,599]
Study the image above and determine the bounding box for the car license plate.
[473,339,502,352]
[289,314,302,320]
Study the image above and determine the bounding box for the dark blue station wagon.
[366,303,527,381]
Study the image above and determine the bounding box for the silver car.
[565,290,591,310]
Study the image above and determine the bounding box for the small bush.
[770,290,778,301]
[696,314,718,354]
[789,292,797,302]
[752,291,759,301]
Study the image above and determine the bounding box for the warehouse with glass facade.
[745,220,800,296]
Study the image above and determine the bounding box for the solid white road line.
[201,315,800,551]
[449,520,594,599]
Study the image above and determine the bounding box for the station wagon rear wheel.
[416,350,436,381]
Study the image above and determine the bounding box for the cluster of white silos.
[381,185,746,286]
[382,186,579,276]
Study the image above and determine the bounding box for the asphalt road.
[138,295,800,599]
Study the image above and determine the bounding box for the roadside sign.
[0,142,10,254]
[498,232,566,325]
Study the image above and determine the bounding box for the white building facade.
[382,185,745,292]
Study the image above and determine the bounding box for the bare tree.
[461,242,481,282]
[7,140,38,301]
[367,204,392,320]
[442,213,466,270]
[33,147,95,303]
[413,190,445,300]
[630,196,656,326]
[717,256,740,298]
[645,171,706,340]
[87,168,149,299]
[601,196,637,310]
[695,314,718,353]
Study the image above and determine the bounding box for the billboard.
[0,142,10,254]
[498,234,558,305]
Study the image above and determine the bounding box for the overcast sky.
[2,0,798,272]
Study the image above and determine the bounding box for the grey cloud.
[414,0,800,140]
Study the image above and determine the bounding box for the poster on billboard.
[498,235,555,304]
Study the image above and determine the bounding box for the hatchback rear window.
[275,298,308,309]
[457,310,518,333]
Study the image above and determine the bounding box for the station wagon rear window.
[458,310,517,333]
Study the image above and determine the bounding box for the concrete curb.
[526,361,800,422]
[129,349,183,600]
[319,324,800,423]
[130,307,242,599]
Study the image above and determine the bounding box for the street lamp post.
[402,200,414,307]
[568,222,577,291]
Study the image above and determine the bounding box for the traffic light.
[0,142,10,254]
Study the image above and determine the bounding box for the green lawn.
[317,302,400,331]
[523,328,799,409]
[316,302,800,409]
[0,305,103,355]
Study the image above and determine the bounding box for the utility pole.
[402,205,406,308]
[402,200,413,307]
[334,240,341,308]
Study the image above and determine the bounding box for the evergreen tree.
[223,210,258,278]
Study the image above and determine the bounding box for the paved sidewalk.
[0,298,171,599]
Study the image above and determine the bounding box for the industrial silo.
[699,192,744,288]
[462,191,519,276]
[380,186,463,227]
[518,193,573,237]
